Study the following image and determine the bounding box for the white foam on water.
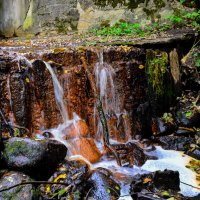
[142,146,200,197]
[93,146,200,198]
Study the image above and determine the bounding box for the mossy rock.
[2,137,67,180]
[146,49,175,114]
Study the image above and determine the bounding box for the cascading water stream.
[43,59,199,198]
[94,51,131,142]
[43,61,73,148]
[94,51,119,141]
[44,62,69,124]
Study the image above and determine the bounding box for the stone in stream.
[2,137,67,180]
[158,135,194,151]
[130,170,183,200]
[153,170,180,191]
[0,171,38,200]
[69,138,101,163]
[63,120,89,139]
[125,142,157,167]
[84,169,120,200]
[187,148,200,160]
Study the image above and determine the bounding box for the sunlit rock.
[64,120,89,139]
[69,138,101,163]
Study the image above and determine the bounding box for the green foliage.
[185,111,193,118]
[164,15,183,25]
[90,22,146,37]
[179,0,186,4]
[164,9,200,30]
[193,52,200,67]
[52,188,67,198]
[146,50,169,96]
[89,9,199,37]
[14,128,20,137]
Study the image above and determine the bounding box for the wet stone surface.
[158,135,195,151]
[84,168,120,200]
[129,170,190,200]
[2,137,67,180]
[0,171,38,200]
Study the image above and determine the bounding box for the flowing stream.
[43,57,200,199]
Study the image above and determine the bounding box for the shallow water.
[94,146,200,198]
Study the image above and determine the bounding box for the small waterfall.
[43,62,84,150]
[72,112,81,138]
[94,51,123,140]
[42,61,72,148]
[95,51,117,111]
[44,62,69,124]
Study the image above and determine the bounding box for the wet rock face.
[10,72,32,129]
[0,171,37,200]
[69,138,101,163]
[42,47,147,140]
[0,46,179,139]
[2,137,67,180]
[158,135,194,151]
[32,60,62,129]
[85,169,120,200]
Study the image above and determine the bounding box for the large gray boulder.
[2,137,67,180]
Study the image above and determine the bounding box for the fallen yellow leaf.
[25,78,30,83]
[54,174,67,182]
[64,69,69,74]
[143,177,152,184]
[139,64,144,69]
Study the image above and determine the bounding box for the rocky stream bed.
[0,31,200,200]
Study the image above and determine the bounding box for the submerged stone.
[126,142,157,167]
[0,171,38,200]
[2,137,67,180]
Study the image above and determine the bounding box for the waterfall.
[44,61,69,124]
[95,51,117,111]
[94,51,123,141]
[44,62,83,150]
